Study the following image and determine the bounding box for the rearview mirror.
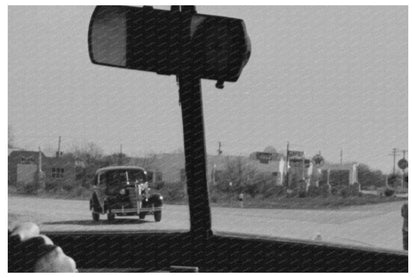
[88,6,251,83]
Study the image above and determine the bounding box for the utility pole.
[119,144,123,165]
[217,141,222,155]
[38,146,45,191]
[57,136,61,158]
[302,152,305,180]
[340,148,343,165]
[286,141,289,187]
[389,148,400,175]
[401,150,408,191]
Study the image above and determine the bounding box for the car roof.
[95,165,146,174]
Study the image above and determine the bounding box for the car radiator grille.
[128,187,138,208]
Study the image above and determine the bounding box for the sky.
[8,6,408,173]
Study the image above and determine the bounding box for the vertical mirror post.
[177,6,212,237]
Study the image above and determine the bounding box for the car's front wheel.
[92,212,100,222]
[154,211,161,222]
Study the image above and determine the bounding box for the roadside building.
[320,162,360,190]
[8,149,45,186]
[127,148,361,197]
[42,154,79,187]
[249,146,286,186]
[8,149,85,189]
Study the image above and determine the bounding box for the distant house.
[8,149,85,188]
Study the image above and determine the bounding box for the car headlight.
[120,188,126,195]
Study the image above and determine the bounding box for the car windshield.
[102,169,145,185]
[8,5,408,253]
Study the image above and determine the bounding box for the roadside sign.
[288,150,304,158]
[398,158,408,170]
[312,154,325,167]
[256,152,273,164]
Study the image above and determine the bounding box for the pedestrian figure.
[401,202,408,251]
[314,232,322,241]
[238,192,244,208]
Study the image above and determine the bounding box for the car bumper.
[110,206,162,215]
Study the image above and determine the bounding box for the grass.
[231,195,405,210]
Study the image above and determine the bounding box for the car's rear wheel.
[154,211,161,222]
[92,212,100,222]
[139,212,146,220]
[107,213,115,221]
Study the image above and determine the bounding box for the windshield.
[8,5,407,252]
[200,6,407,252]
[101,169,146,186]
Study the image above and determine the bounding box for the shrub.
[298,190,307,198]
[158,182,186,202]
[286,188,297,198]
[211,195,218,203]
[385,188,395,197]
[155,181,165,190]
[350,183,361,196]
[245,183,259,198]
[16,182,39,194]
[62,183,73,192]
[340,187,348,198]
[45,182,59,192]
[261,184,277,199]
[68,186,90,199]
[330,186,339,195]
[319,184,331,197]
[307,185,320,197]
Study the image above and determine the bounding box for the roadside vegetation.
[8,141,407,210]
[9,176,406,211]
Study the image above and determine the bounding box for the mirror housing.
[88,6,251,83]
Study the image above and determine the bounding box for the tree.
[102,153,129,166]
[387,174,402,188]
[216,156,259,197]
[357,164,385,189]
[69,142,104,187]
[70,142,104,165]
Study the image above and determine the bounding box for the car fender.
[148,193,163,207]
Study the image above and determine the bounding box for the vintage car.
[89,166,163,222]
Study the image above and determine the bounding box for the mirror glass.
[89,6,127,67]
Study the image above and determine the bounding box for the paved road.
[8,195,406,251]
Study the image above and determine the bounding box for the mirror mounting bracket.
[175,5,212,236]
